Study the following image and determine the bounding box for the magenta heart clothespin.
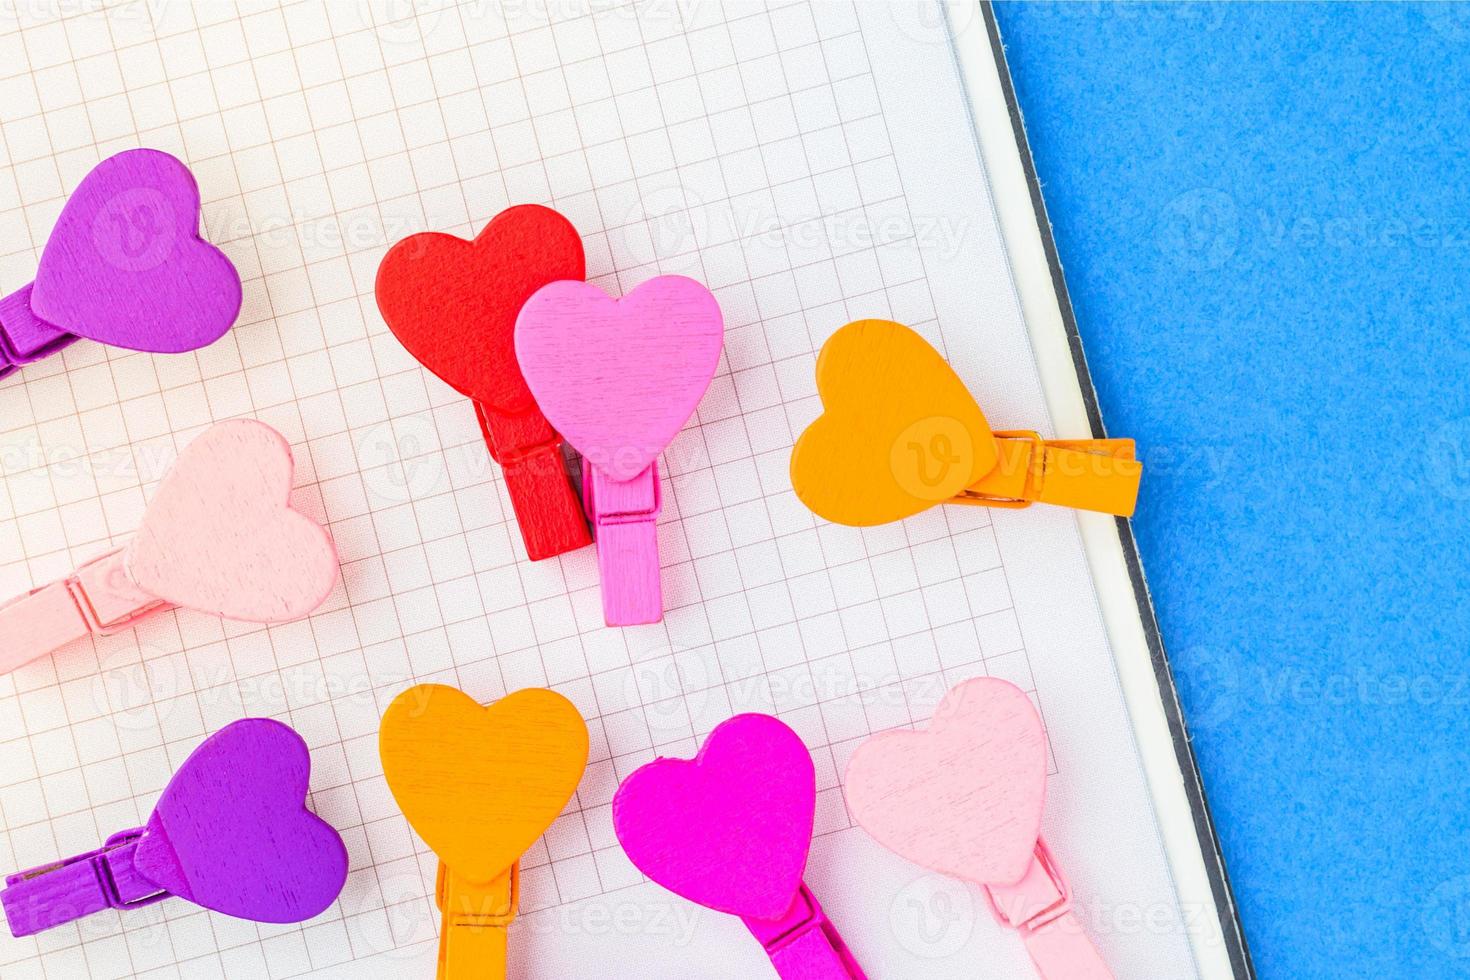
[516,276,723,626]
[2,718,348,936]
[845,678,1113,980]
[612,714,868,980]
[0,419,338,675]
[0,148,242,379]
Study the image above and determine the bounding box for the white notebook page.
[0,2,1201,977]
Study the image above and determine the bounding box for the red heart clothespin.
[375,205,592,562]
[0,420,338,675]
[845,678,1113,980]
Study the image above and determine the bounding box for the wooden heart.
[845,678,1047,886]
[791,319,997,526]
[31,148,242,353]
[612,714,813,919]
[135,719,348,923]
[375,204,584,413]
[126,420,338,622]
[515,276,724,482]
[379,685,588,883]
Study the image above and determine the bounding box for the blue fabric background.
[991,3,1470,977]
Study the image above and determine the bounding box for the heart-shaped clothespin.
[516,276,724,626]
[375,205,592,562]
[612,714,867,980]
[845,678,1113,980]
[791,319,1142,526]
[379,684,588,979]
[2,718,347,937]
[0,419,338,676]
[0,148,242,378]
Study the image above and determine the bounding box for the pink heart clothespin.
[0,419,338,676]
[612,714,867,980]
[2,718,347,936]
[515,276,723,626]
[844,678,1113,980]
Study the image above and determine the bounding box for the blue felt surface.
[991,3,1470,977]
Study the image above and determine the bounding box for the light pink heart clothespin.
[515,276,723,626]
[613,714,867,979]
[0,419,339,676]
[845,678,1113,980]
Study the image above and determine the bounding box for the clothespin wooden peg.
[0,419,338,676]
[613,714,868,980]
[516,276,724,626]
[0,148,241,378]
[845,678,1113,980]
[375,205,593,561]
[379,685,589,979]
[1,719,347,936]
[791,319,1142,526]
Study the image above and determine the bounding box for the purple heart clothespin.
[1,719,347,937]
[0,148,242,379]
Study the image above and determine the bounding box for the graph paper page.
[0,2,1202,978]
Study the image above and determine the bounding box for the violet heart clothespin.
[2,718,348,936]
[515,276,723,626]
[0,148,242,379]
[613,714,868,980]
[0,419,338,676]
[845,678,1113,980]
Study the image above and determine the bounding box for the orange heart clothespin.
[791,320,1142,526]
[379,685,588,979]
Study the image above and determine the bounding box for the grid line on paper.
[710,0,850,818]
[0,3,1043,976]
